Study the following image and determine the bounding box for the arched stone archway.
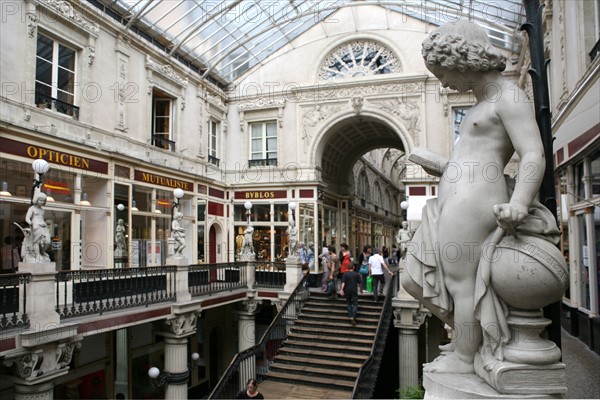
[310,112,410,194]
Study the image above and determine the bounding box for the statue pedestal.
[166,256,190,302]
[18,262,60,327]
[284,255,302,293]
[167,238,175,258]
[474,309,566,396]
[423,372,561,399]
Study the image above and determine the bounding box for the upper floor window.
[249,121,277,167]
[35,33,78,118]
[453,107,470,146]
[208,120,219,166]
[319,40,401,80]
[152,89,175,151]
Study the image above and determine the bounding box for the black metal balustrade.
[208,271,310,399]
[0,273,31,331]
[188,262,248,297]
[56,266,176,319]
[208,155,220,167]
[248,158,278,167]
[35,92,80,119]
[152,134,176,151]
[252,261,286,289]
[351,273,399,399]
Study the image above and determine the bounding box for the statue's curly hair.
[422,27,506,73]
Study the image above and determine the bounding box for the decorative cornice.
[237,98,286,111]
[36,0,99,36]
[145,56,188,88]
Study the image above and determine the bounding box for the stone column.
[156,313,197,400]
[393,274,430,390]
[163,335,189,400]
[236,299,262,389]
[114,328,128,397]
[14,381,54,400]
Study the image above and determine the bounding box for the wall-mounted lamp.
[148,352,200,387]
[31,159,50,204]
[80,192,91,206]
[172,188,184,220]
[131,200,139,212]
[0,181,11,197]
[45,188,55,202]
[244,201,253,225]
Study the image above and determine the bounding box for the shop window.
[35,33,79,118]
[249,121,277,167]
[197,202,205,263]
[591,151,600,198]
[152,89,175,151]
[577,214,591,310]
[583,0,600,63]
[208,120,219,166]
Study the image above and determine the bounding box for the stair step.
[273,354,363,370]
[294,317,377,334]
[291,325,376,339]
[288,332,375,348]
[270,362,357,379]
[265,371,356,389]
[296,312,379,330]
[300,308,381,320]
[279,346,368,362]
[284,339,371,354]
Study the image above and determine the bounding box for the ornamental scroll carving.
[238,99,286,131]
[37,0,99,36]
[3,351,44,380]
[165,313,198,336]
[145,56,189,88]
[243,299,263,314]
[300,103,342,154]
[374,98,421,135]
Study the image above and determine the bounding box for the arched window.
[319,40,401,80]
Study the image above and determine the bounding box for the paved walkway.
[563,328,600,399]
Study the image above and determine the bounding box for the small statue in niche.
[115,219,127,251]
[171,212,186,256]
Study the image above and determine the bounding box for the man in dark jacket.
[340,263,362,325]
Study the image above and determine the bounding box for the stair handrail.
[208,270,311,399]
[351,271,399,399]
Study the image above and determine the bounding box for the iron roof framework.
[89,0,526,84]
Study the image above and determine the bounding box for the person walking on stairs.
[340,263,362,326]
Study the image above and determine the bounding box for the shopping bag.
[366,276,373,293]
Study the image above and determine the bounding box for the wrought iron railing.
[251,261,286,289]
[248,158,278,167]
[35,91,80,119]
[351,272,399,399]
[208,155,220,167]
[189,262,248,297]
[56,266,176,319]
[152,134,176,151]
[208,271,311,399]
[0,273,31,331]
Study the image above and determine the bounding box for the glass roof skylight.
[92,0,525,83]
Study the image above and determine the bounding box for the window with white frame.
[453,107,470,146]
[249,121,277,166]
[152,89,175,151]
[35,33,78,117]
[208,120,219,165]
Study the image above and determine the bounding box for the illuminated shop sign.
[134,170,192,190]
[235,190,286,199]
[0,137,108,174]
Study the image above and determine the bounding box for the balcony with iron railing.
[0,261,291,332]
[152,134,176,151]
[35,92,80,119]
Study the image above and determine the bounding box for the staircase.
[264,291,385,396]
